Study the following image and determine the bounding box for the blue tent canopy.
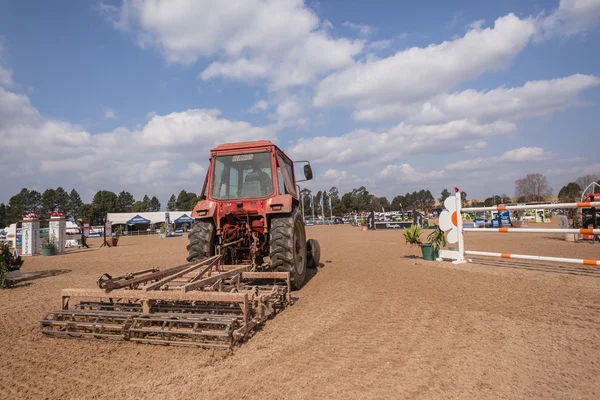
[126,215,151,225]
[174,214,195,223]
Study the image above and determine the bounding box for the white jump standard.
[438,189,600,267]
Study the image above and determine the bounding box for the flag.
[319,193,324,214]
[309,195,313,211]
[328,195,332,211]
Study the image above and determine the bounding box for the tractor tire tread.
[187,220,215,262]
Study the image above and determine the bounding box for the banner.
[83,223,90,237]
[309,195,313,211]
[105,221,112,237]
[319,193,324,214]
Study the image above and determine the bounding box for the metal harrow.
[40,255,291,348]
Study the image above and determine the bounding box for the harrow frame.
[40,255,292,348]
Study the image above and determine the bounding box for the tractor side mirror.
[303,164,313,181]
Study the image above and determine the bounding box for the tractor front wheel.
[187,220,215,262]
[269,209,307,290]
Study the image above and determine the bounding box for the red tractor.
[188,141,320,290]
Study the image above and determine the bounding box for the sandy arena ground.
[1,223,600,399]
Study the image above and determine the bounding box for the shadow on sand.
[469,257,600,278]
[11,269,72,288]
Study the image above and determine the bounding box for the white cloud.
[537,0,600,39]
[271,95,307,127]
[287,119,515,166]
[377,164,445,182]
[314,14,534,109]
[342,21,373,36]
[0,39,13,86]
[112,0,364,90]
[0,85,275,201]
[445,147,554,171]
[249,99,269,113]
[357,74,600,123]
[367,39,393,51]
[104,107,117,120]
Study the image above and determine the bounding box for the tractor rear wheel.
[186,220,215,262]
[269,209,307,290]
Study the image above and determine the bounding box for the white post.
[22,215,40,256]
[49,213,66,254]
[453,191,467,264]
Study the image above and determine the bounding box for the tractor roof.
[211,140,280,153]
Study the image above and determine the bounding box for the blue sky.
[0,0,599,205]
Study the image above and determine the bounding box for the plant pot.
[111,238,119,247]
[361,226,367,231]
[421,243,438,261]
[512,221,522,228]
[42,247,53,256]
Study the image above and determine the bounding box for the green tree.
[0,204,7,228]
[26,190,42,214]
[390,195,405,211]
[176,190,198,210]
[142,195,151,210]
[80,204,98,225]
[379,197,390,211]
[131,201,147,213]
[558,182,582,202]
[68,189,84,218]
[41,189,57,216]
[460,191,468,207]
[7,189,29,222]
[91,190,118,224]
[300,188,312,216]
[439,189,451,204]
[116,191,135,213]
[149,196,161,212]
[54,187,70,213]
[166,194,177,211]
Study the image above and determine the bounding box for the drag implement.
[40,255,292,349]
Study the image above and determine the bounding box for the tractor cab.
[199,141,311,204]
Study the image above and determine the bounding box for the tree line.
[1,174,597,227]
[300,186,440,216]
[0,188,199,227]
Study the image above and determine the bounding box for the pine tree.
[149,196,161,212]
[142,195,150,210]
[68,189,84,218]
[166,194,177,211]
[117,191,135,213]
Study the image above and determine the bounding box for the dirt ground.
[1,224,600,399]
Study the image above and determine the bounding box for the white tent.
[107,211,194,225]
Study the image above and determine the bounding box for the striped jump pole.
[463,228,600,234]
[465,251,600,266]
[463,201,600,213]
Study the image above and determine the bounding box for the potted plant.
[403,225,447,261]
[403,224,425,256]
[427,226,447,260]
[511,210,524,228]
[42,235,56,256]
[360,218,368,231]
[111,226,123,247]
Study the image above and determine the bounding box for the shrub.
[403,224,422,246]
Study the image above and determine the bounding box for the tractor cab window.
[277,153,297,197]
[211,152,274,199]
